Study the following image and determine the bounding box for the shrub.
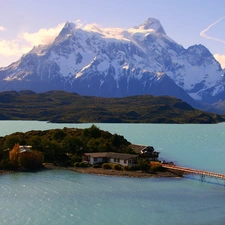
[92,163,100,168]
[124,166,132,171]
[102,163,112,169]
[64,160,73,167]
[79,162,88,167]
[0,159,12,169]
[124,165,137,171]
[150,162,162,172]
[137,160,150,171]
[113,164,122,170]
[74,162,80,167]
[71,155,82,163]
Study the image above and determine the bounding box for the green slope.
[0,90,224,123]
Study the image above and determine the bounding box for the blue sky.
[0,0,225,67]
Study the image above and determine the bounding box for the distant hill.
[0,90,224,124]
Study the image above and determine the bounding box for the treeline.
[0,125,132,170]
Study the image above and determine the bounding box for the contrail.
[200,16,225,44]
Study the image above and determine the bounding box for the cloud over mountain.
[21,23,64,46]
[0,23,64,65]
[214,54,225,68]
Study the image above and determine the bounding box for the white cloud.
[74,19,83,28]
[0,39,31,57]
[0,22,64,65]
[0,26,6,31]
[200,16,225,44]
[21,23,64,46]
[214,54,225,69]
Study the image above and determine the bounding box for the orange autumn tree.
[9,143,20,168]
[9,143,44,170]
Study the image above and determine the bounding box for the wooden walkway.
[162,164,225,180]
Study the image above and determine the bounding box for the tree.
[9,143,44,170]
[52,129,66,141]
[19,150,44,170]
[9,143,20,168]
[83,125,101,139]
[28,136,42,150]
[61,136,83,154]
[5,135,22,149]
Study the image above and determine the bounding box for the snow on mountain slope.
[0,17,224,107]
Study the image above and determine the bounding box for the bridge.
[162,164,225,186]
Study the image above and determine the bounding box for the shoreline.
[43,163,188,178]
[0,164,188,178]
[0,170,16,175]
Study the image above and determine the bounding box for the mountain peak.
[136,17,166,34]
[53,21,75,44]
[61,21,75,33]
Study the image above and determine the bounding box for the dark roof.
[130,144,147,154]
[83,152,109,158]
[130,144,158,154]
[84,152,138,160]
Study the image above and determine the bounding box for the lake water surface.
[0,121,225,225]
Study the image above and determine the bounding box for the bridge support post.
[200,173,205,182]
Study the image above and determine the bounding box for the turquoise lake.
[0,121,225,225]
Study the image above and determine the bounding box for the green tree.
[61,136,83,154]
[5,135,22,149]
[52,129,66,141]
[83,125,101,139]
[28,136,42,150]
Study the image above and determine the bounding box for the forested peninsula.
[0,90,224,124]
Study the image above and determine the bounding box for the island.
[0,125,186,178]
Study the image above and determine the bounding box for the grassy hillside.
[0,90,224,123]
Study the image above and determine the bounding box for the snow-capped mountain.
[0,18,224,108]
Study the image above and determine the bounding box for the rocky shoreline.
[0,164,188,178]
[43,163,187,178]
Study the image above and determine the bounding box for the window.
[94,157,97,162]
[114,158,116,162]
[124,160,127,164]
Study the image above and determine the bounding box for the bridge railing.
[162,164,225,180]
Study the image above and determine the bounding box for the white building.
[82,152,139,166]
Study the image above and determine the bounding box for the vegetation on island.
[0,125,134,171]
[9,143,44,170]
[0,90,224,124]
[0,125,164,175]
